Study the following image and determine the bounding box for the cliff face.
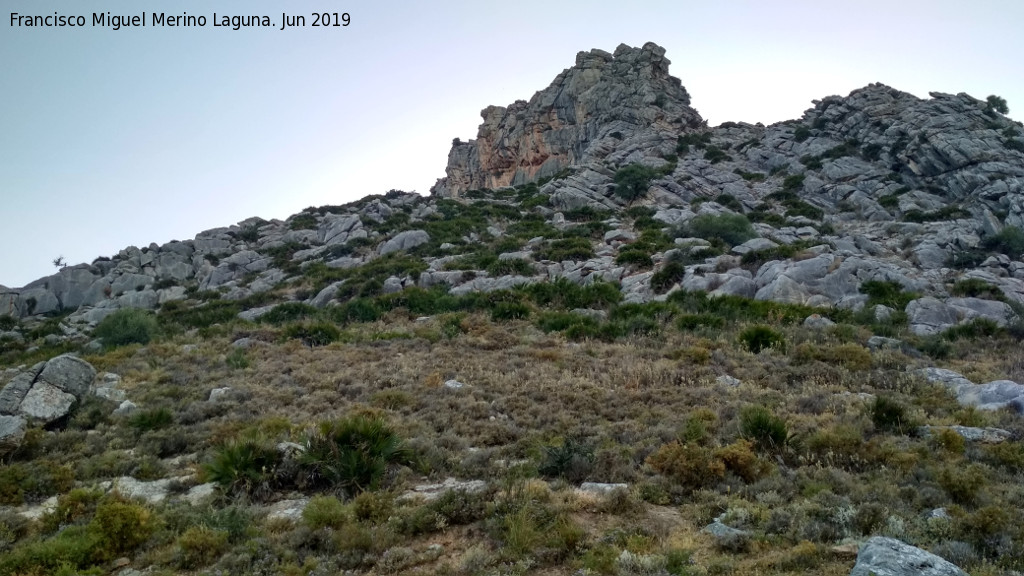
[431,42,703,197]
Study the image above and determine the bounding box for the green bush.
[302,494,351,530]
[0,461,76,506]
[490,301,531,322]
[950,278,1006,301]
[487,258,535,277]
[176,525,230,569]
[939,463,988,505]
[982,226,1024,259]
[860,280,918,309]
[793,125,811,142]
[299,415,413,494]
[616,249,654,268]
[534,237,595,261]
[258,302,319,324]
[650,261,686,294]
[94,308,159,346]
[128,407,173,432]
[870,396,908,433]
[613,164,660,202]
[676,313,725,331]
[739,325,785,353]
[942,318,1003,341]
[203,436,283,500]
[679,213,756,246]
[289,213,318,230]
[331,298,383,324]
[283,321,341,346]
[538,438,594,484]
[647,442,724,490]
[91,498,154,558]
[740,406,789,451]
[521,278,622,310]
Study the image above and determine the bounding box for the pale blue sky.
[2,0,1022,287]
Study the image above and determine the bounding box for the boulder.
[19,382,77,425]
[0,415,27,456]
[380,230,430,255]
[37,354,97,398]
[906,297,959,336]
[849,536,966,576]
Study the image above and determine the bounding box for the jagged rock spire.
[431,42,703,197]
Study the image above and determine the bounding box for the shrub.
[650,260,687,294]
[939,463,988,505]
[538,437,594,484]
[128,407,173,432]
[982,226,1024,259]
[782,174,805,191]
[490,301,531,322]
[289,213,318,230]
[90,497,154,559]
[299,415,413,494]
[613,164,660,202]
[986,95,1009,115]
[679,213,756,246]
[740,406,789,451]
[331,298,383,324]
[94,308,159,346]
[302,494,350,530]
[793,125,811,142]
[176,525,230,569]
[203,436,283,500]
[0,461,75,506]
[739,325,785,353]
[283,321,341,346]
[870,396,908,433]
[792,343,871,370]
[534,237,595,261]
[950,278,1006,301]
[714,440,770,482]
[647,442,724,490]
[860,280,917,309]
[676,313,725,331]
[703,146,732,164]
[942,318,1003,341]
[225,347,250,369]
[616,249,654,268]
[487,258,534,277]
[258,302,319,324]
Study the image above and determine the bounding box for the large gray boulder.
[37,354,97,398]
[0,415,27,457]
[0,364,44,414]
[380,230,430,255]
[849,537,967,576]
[907,298,960,336]
[919,367,1024,413]
[20,382,77,425]
[318,214,365,246]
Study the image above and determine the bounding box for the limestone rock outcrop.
[0,354,96,428]
[431,42,702,197]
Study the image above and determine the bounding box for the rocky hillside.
[3,44,1024,346]
[4,41,1024,576]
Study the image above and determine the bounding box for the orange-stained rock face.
[432,42,704,197]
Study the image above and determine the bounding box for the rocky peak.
[431,42,703,197]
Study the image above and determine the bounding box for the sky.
[2,0,1022,288]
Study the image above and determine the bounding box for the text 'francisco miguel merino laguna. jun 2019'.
[10,11,351,31]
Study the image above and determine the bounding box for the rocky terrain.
[2,42,1024,576]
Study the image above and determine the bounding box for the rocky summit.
[2,43,1024,576]
[2,42,1023,338]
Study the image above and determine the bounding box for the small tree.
[613,163,659,203]
[52,255,66,269]
[987,95,1009,115]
